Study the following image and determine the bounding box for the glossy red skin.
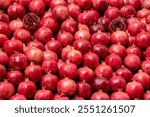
[57,78,77,96]
[137,8,150,19]
[78,67,94,83]
[124,54,141,71]
[0,0,14,10]
[42,10,53,19]
[52,5,68,21]
[104,7,120,20]
[83,52,99,69]
[86,9,100,22]
[141,60,150,75]
[13,29,31,44]
[25,47,43,63]
[109,75,126,92]
[45,40,62,54]
[7,3,25,20]
[111,31,128,46]
[95,63,113,79]
[9,93,27,100]
[7,70,23,86]
[128,36,136,46]
[27,40,45,51]
[126,0,141,9]
[127,46,142,58]
[50,0,66,9]
[93,44,109,60]
[72,95,84,100]
[61,46,73,60]
[91,76,110,92]
[73,39,92,54]
[65,49,82,65]
[0,65,6,81]
[0,22,11,37]
[90,24,105,34]
[9,19,23,32]
[0,81,15,99]
[59,62,78,80]
[125,81,144,99]
[53,93,69,100]
[77,81,91,99]
[109,44,127,58]
[133,72,150,89]
[143,91,150,100]
[18,80,37,99]
[41,60,58,74]
[41,73,59,91]
[29,0,45,15]
[61,19,78,34]
[34,27,53,44]
[57,31,74,47]
[43,50,58,62]
[98,17,110,31]
[111,91,130,100]
[75,0,92,9]
[143,0,150,9]
[8,53,28,70]
[116,67,133,82]
[0,34,8,48]
[108,0,124,8]
[91,32,110,46]
[18,0,31,8]
[78,24,90,32]
[127,17,140,24]
[3,40,23,55]
[105,54,122,70]
[40,17,58,32]
[90,91,110,100]
[34,89,53,100]
[93,0,108,12]
[120,5,136,18]
[0,11,10,24]
[74,30,91,40]
[25,64,43,82]
[0,51,8,65]
[146,15,150,24]
[68,3,81,19]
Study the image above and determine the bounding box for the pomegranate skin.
[90,91,110,100]
[111,91,130,100]
[143,91,150,100]
[141,60,150,75]
[9,93,27,100]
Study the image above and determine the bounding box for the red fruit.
[7,70,23,86]
[90,91,110,100]
[125,81,144,99]
[18,0,31,8]
[9,93,27,100]
[126,0,141,10]
[109,75,126,92]
[111,31,128,46]
[108,0,124,8]
[59,62,78,80]
[8,53,28,70]
[136,31,150,49]
[0,11,10,24]
[128,36,136,46]
[45,39,62,54]
[0,22,11,37]
[141,60,150,75]
[0,0,14,10]
[13,29,31,44]
[7,3,25,20]
[43,50,58,62]
[57,78,77,96]
[95,63,113,79]
[90,24,105,34]
[91,32,110,46]
[29,0,45,15]
[25,47,43,63]
[98,17,110,31]
[124,54,141,71]
[109,44,127,58]
[133,71,150,89]
[127,45,142,58]
[42,10,53,19]
[65,49,82,65]
[74,30,91,40]
[41,60,58,74]
[143,0,150,9]
[78,67,94,83]
[72,95,84,100]
[34,89,53,100]
[0,65,6,81]
[0,34,8,48]
[105,54,122,70]
[0,51,8,65]
[0,81,14,99]
[23,13,40,32]
[61,46,73,60]
[53,93,69,100]
[41,73,59,91]
[9,19,23,32]
[116,67,133,82]
[50,0,66,9]
[143,91,150,100]
[77,81,91,98]
[91,76,110,92]
[75,0,92,9]
[111,91,130,100]
[52,5,68,21]
[18,80,37,99]
[92,0,108,12]
[146,15,150,24]
[25,64,43,82]
[83,52,99,69]
[27,40,45,51]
